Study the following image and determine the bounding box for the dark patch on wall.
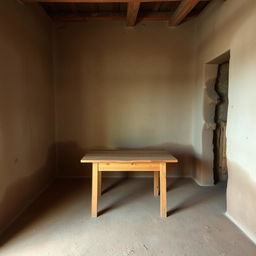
[213,62,229,183]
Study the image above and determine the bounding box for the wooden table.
[80,150,178,217]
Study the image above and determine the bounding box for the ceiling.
[22,0,212,26]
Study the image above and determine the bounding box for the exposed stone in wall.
[215,62,229,123]
[213,62,229,182]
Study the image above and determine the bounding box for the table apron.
[98,162,161,171]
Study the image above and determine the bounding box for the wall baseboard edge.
[192,176,214,186]
[225,212,256,245]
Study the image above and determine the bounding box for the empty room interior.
[0,0,256,255]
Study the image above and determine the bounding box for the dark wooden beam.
[52,12,126,21]
[169,0,200,26]
[91,3,98,12]
[50,11,197,22]
[23,0,210,3]
[126,1,140,26]
[152,2,161,12]
[70,3,78,13]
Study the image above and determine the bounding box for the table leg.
[154,171,159,196]
[92,163,99,217]
[98,171,102,196]
[160,162,167,217]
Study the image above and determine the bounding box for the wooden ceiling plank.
[126,1,140,26]
[51,11,199,22]
[152,2,161,12]
[91,3,98,12]
[51,11,164,21]
[169,0,200,26]
[22,0,211,3]
[52,12,125,21]
[70,3,78,13]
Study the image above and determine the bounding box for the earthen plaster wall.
[193,0,256,241]
[0,0,55,233]
[54,21,197,178]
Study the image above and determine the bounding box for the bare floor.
[0,178,255,256]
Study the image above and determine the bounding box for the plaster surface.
[54,21,197,178]
[192,0,256,239]
[0,0,55,234]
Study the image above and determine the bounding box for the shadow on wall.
[56,142,196,178]
[199,74,219,185]
[193,63,221,186]
[0,145,56,236]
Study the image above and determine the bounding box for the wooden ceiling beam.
[169,0,200,26]
[52,12,126,21]
[22,0,210,3]
[152,2,162,12]
[126,1,140,26]
[50,11,197,22]
[70,3,78,13]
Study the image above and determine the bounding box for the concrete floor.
[0,178,255,256]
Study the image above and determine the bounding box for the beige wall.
[55,21,197,177]
[193,0,256,241]
[0,0,55,233]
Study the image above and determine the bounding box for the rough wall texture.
[0,0,55,234]
[55,22,197,177]
[214,62,229,124]
[193,0,256,241]
[213,62,229,182]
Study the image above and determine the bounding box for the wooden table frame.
[81,151,178,217]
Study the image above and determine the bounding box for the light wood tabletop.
[81,150,178,217]
[81,150,178,163]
